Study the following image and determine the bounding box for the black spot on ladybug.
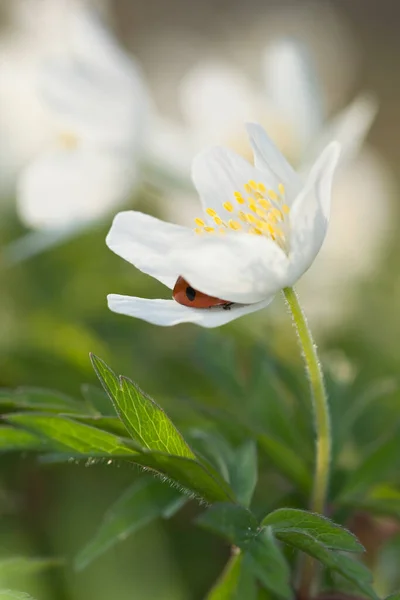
[222,302,233,310]
[185,286,196,302]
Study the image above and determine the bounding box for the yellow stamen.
[214,216,223,226]
[249,227,263,235]
[248,180,257,190]
[268,189,278,201]
[223,201,234,212]
[229,220,241,230]
[257,182,266,193]
[259,199,271,210]
[244,183,252,194]
[271,208,283,221]
[204,226,215,232]
[194,228,202,234]
[234,192,245,204]
[195,218,205,227]
[206,208,217,217]
[238,211,247,222]
[282,204,290,214]
[58,131,79,149]
[248,202,257,212]
[278,183,285,196]
[255,208,266,218]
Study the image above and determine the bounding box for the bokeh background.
[0,0,400,598]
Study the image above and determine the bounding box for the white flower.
[16,5,149,231]
[148,40,393,330]
[0,0,69,198]
[106,124,340,328]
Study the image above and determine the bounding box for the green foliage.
[262,508,364,552]
[198,503,377,599]
[89,354,236,502]
[75,477,186,570]
[0,426,43,452]
[197,504,292,598]
[196,503,259,546]
[229,441,258,508]
[276,530,377,599]
[91,355,196,457]
[337,433,400,501]
[0,387,89,414]
[6,413,137,456]
[193,335,313,494]
[257,434,311,493]
[244,530,292,599]
[0,349,396,598]
[206,553,257,600]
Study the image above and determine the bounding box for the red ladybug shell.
[173,276,232,309]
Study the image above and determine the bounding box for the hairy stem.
[282,287,332,598]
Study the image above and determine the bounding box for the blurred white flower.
[15,4,148,231]
[0,0,70,198]
[149,39,393,330]
[106,124,340,328]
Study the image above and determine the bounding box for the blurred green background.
[0,1,399,598]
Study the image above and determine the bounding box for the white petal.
[302,94,377,173]
[169,233,290,304]
[245,122,302,198]
[68,7,135,80]
[179,61,256,138]
[17,148,135,231]
[288,141,341,281]
[192,145,270,218]
[263,40,323,153]
[108,294,273,328]
[106,211,194,289]
[40,7,149,151]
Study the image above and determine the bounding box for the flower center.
[58,131,80,150]
[194,179,291,251]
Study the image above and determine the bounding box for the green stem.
[282,287,332,598]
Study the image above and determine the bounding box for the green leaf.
[0,388,88,415]
[132,451,235,503]
[90,355,236,503]
[188,403,311,493]
[338,434,400,500]
[72,415,130,438]
[197,503,259,546]
[186,429,233,483]
[197,505,291,599]
[276,530,378,599]
[81,384,115,416]
[229,441,258,507]
[0,427,44,453]
[75,478,185,570]
[7,413,234,503]
[385,593,400,600]
[257,434,311,494]
[206,553,257,600]
[91,354,196,458]
[0,592,37,600]
[6,414,137,457]
[245,529,292,599]
[262,508,364,553]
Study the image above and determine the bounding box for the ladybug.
[173,276,233,309]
